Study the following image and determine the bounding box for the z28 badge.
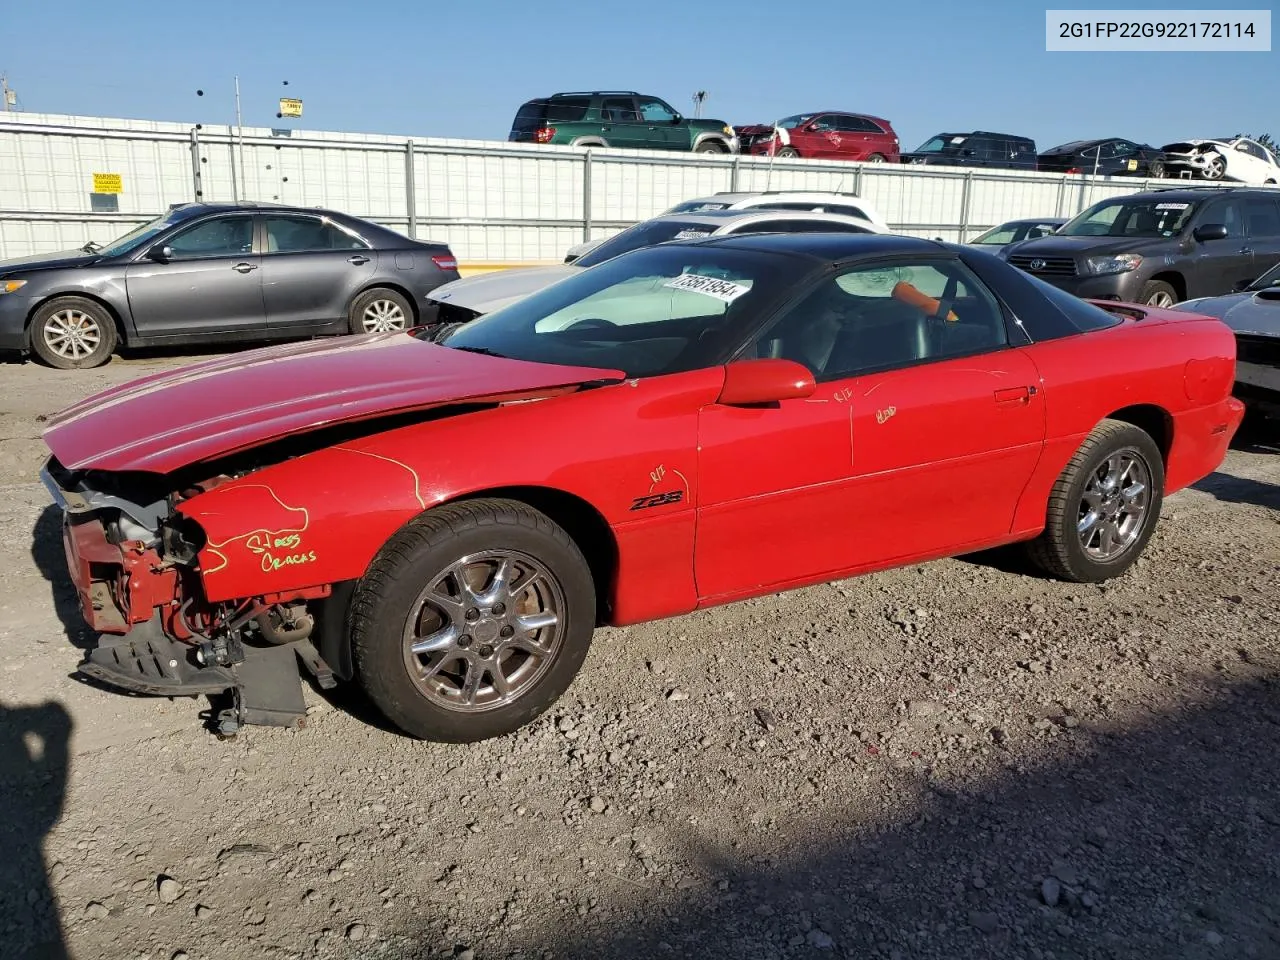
[630,491,684,511]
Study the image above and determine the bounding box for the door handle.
[994,385,1033,405]
[347,255,370,265]
[1240,246,1253,255]
[232,262,258,273]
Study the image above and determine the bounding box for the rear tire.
[350,498,596,742]
[28,296,117,370]
[695,141,727,154]
[1138,280,1178,308]
[1149,159,1165,178]
[348,287,413,335]
[1024,419,1164,583]
[777,146,800,158]
[867,153,887,163]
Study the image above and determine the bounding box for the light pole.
[692,90,707,119]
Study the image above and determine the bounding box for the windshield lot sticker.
[1156,202,1189,209]
[673,229,712,240]
[664,273,750,302]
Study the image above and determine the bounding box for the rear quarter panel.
[178,368,726,625]
[1010,313,1240,533]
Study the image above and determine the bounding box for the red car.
[41,234,1243,743]
[737,111,900,162]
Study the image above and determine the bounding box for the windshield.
[434,244,806,378]
[970,224,1020,245]
[98,214,178,257]
[912,135,966,153]
[1057,199,1197,238]
[1249,260,1280,290]
[573,219,721,268]
[776,114,815,129]
[665,200,730,214]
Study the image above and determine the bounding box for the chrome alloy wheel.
[42,308,103,360]
[402,551,565,712]
[362,299,407,332]
[1077,450,1151,561]
[1145,290,1175,308]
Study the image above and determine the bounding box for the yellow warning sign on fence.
[92,173,123,194]
[279,98,303,118]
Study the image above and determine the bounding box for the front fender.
[178,367,724,623]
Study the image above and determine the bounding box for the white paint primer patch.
[663,273,751,303]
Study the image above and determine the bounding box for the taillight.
[535,126,555,143]
[1066,167,1081,174]
[431,254,458,271]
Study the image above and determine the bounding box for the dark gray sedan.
[1173,258,1280,423]
[0,201,460,369]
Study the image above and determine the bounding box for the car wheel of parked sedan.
[776,146,800,158]
[1202,156,1226,180]
[28,296,117,370]
[350,498,597,742]
[867,153,887,163]
[1025,418,1164,583]
[1148,160,1165,178]
[1138,281,1178,308]
[349,287,413,335]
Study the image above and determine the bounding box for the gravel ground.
[1,351,1278,960]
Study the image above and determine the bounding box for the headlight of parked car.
[0,279,28,294]
[1086,254,1143,276]
[723,125,734,136]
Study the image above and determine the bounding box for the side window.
[1111,140,1137,157]
[600,98,639,123]
[637,98,676,123]
[264,217,368,253]
[741,259,1008,379]
[166,217,253,259]
[827,204,871,221]
[1244,198,1280,239]
[809,115,835,132]
[1200,199,1245,239]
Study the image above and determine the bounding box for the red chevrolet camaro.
[41,233,1244,742]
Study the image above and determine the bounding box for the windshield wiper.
[80,240,102,253]
[449,345,510,359]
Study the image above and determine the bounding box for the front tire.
[776,146,800,158]
[866,152,887,163]
[350,498,597,742]
[28,296,117,369]
[1138,280,1178,308]
[694,141,727,154]
[1025,419,1164,583]
[349,287,413,335]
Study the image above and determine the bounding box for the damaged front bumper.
[41,457,340,737]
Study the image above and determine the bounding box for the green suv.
[508,91,739,154]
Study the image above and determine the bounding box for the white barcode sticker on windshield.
[673,229,712,240]
[1156,202,1189,209]
[664,273,751,302]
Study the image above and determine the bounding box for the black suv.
[900,131,1037,170]
[1000,187,1280,307]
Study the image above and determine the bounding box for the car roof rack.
[551,90,640,97]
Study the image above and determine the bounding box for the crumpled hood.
[427,265,580,314]
[43,332,623,474]
[1174,289,1280,337]
[0,249,104,272]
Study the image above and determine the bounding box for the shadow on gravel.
[1192,471,1280,511]
[418,677,1280,960]
[29,505,94,650]
[0,700,72,960]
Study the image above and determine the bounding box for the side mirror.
[717,358,816,406]
[1193,223,1228,242]
[147,244,174,262]
[671,113,683,124]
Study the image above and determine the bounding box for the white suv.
[565,191,891,261]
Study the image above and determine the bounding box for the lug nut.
[500,625,514,638]
[478,645,494,658]
[491,603,505,616]
[465,608,480,621]
[458,635,472,648]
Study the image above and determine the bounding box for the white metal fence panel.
[3,110,1274,263]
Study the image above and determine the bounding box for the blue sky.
[2,0,1275,151]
